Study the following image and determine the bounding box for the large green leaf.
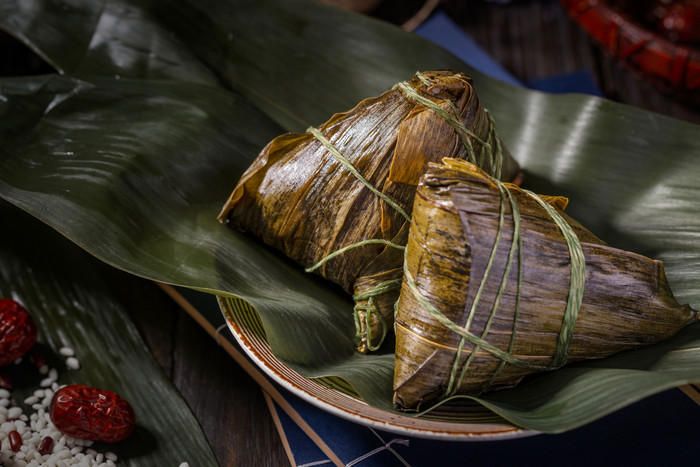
[0,0,218,84]
[0,201,218,465]
[0,73,357,366]
[1,0,699,433]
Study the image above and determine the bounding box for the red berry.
[49,385,135,443]
[0,299,37,367]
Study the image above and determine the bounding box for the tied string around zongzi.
[304,127,406,351]
[402,179,586,398]
[304,74,508,351]
[393,72,504,180]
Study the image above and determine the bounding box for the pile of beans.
[0,359,122,466]
[1,299,133,466]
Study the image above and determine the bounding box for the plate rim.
[218,296,538,442]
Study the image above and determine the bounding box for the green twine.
[304,126,408,349]
[403,265,541,370]
[445,182,524,396]
[304,239,405,273]
[306,127,411,222]
[353,277,403,301]
[305,72,506,276]
[392,72,503,179]
[354,296,387,352]
[303,72,512,352]
[445,181,508,395]
[352,278,402,352]
[480,186,523,393]
[415,72,432,86]
[523,189,586,369]
[404,181,587,392]
[485,110,503,180]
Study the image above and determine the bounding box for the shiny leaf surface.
[0,201,218,465]
[1,0,699,433]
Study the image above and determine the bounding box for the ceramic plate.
[218,295,537,441]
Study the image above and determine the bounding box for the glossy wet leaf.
[1,0,699,433]
[0,201,218,465]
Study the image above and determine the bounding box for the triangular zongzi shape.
[393,159,697,410]
[219,71,520,352]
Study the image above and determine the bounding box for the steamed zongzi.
[219,71,520,352]
[393,158,697,411]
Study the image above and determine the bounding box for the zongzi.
[219,71,520,352]
[393,158,698,410]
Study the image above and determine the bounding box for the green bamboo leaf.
[0,0,217,84]
[0,200,218,465]
[476,323,700,432]
[0,74,357,366]
[1,0,699,433]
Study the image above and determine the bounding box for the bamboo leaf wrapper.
[393,159,698,411]
[219,71,519,352]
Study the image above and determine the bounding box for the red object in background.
[658,1,700,43]
[49,385,136,443]
[560,0,700,101]
[0,299,38,367]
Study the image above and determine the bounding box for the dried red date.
[49,385,135,442]
[0,299,37,367]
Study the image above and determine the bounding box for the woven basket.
[560,0,700,103]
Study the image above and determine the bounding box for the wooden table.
[118,2,700,466]
[105,275,288,466]
[440,0,700,125]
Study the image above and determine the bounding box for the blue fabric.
[414,10,603,97]
[414,11,523,87]
[528,71,604,96]
[271,404,329,466]
[273,391,410,466]
[272,380,700,466]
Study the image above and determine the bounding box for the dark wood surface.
[110,2,700,466]
[110,276,289,467]
[441,0,700,125]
